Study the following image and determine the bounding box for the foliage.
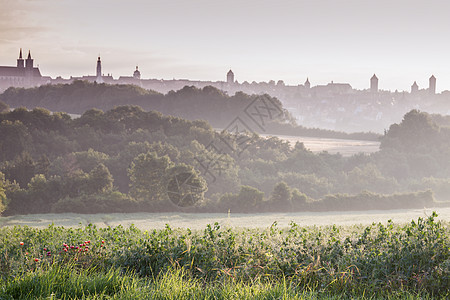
[0,172,6,215]
[128,152,174,203]
[0,104,449,214]
[0,215,448,298]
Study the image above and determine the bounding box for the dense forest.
[0,81,379,140]
[1,91,449,215]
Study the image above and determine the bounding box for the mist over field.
[2,208,449,230]
[1,2,450,298]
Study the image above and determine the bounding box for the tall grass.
[0,213,448,299]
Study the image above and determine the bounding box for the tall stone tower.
[17,49,24,68]
[227,69,234,84]
[429,75,436,95]
[96,56,103,83]
[370,74,378,93]
[411,81,419,94]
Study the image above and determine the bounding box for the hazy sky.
[1,0,450,91]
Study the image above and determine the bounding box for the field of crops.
[0,212,448,299]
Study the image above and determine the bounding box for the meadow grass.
[0,212,448,299]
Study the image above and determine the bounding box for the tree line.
[0,81,379,140]
[0,102,449,215]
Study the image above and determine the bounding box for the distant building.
[304,77,310,89]
[429,75,436,95]
[370,74,378,93]
[411,81,419,94]
[95,56,103,83]
[133,66,141,79]
[0,49,49,91]
[227,69,234,84]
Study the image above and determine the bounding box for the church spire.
[17,48,24,68]
[25,50,33,69]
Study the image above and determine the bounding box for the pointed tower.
[304,77,310,89]
[17,48,24,68]
[96,56,103,83]
[227,69,234,84]
[370,74,378,93]
[25,50,34,69]
[411,81,419,94]
[429,75,436,95]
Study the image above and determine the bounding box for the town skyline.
[2,1,450,92]
[0,48,446,94]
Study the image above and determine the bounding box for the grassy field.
[0,212,448,299]
[261,134,380,156]
[1,207,449,230]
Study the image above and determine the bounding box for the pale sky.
[1,0,450,92]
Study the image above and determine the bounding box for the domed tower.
[304,77,310,89]
[370,74,378,93]
[227,69,234,84]
[133,66,141,79]
[429,75,436,95]
[17,48,24,68]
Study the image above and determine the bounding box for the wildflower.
[47,251,51,256]
[101,240,105,244]
[34,258,39,262]
[63,248,68,252]
[20,242,24,246]
[70,246,75,249]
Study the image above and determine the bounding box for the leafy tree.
[290,188,308,209]
[0,120,32,162]
[128,152,173,203]
[2,152,36,188]
[381,110,439,152]
[85,163,114,194]
[165,164,207,207]
[270,181,292,210]
[220,185,264,212]
[0,100,9,113]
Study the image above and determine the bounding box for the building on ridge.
[411,81,419,94]
[370,74,378,93]
[227,69,234,84]
[95,56,103,83]
[133,66,141,79]
[429,75,436,95]
[0,49,49,91]
[304,77,310,89]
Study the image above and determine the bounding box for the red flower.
[19,242,24,246]
[34,258,39,262]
